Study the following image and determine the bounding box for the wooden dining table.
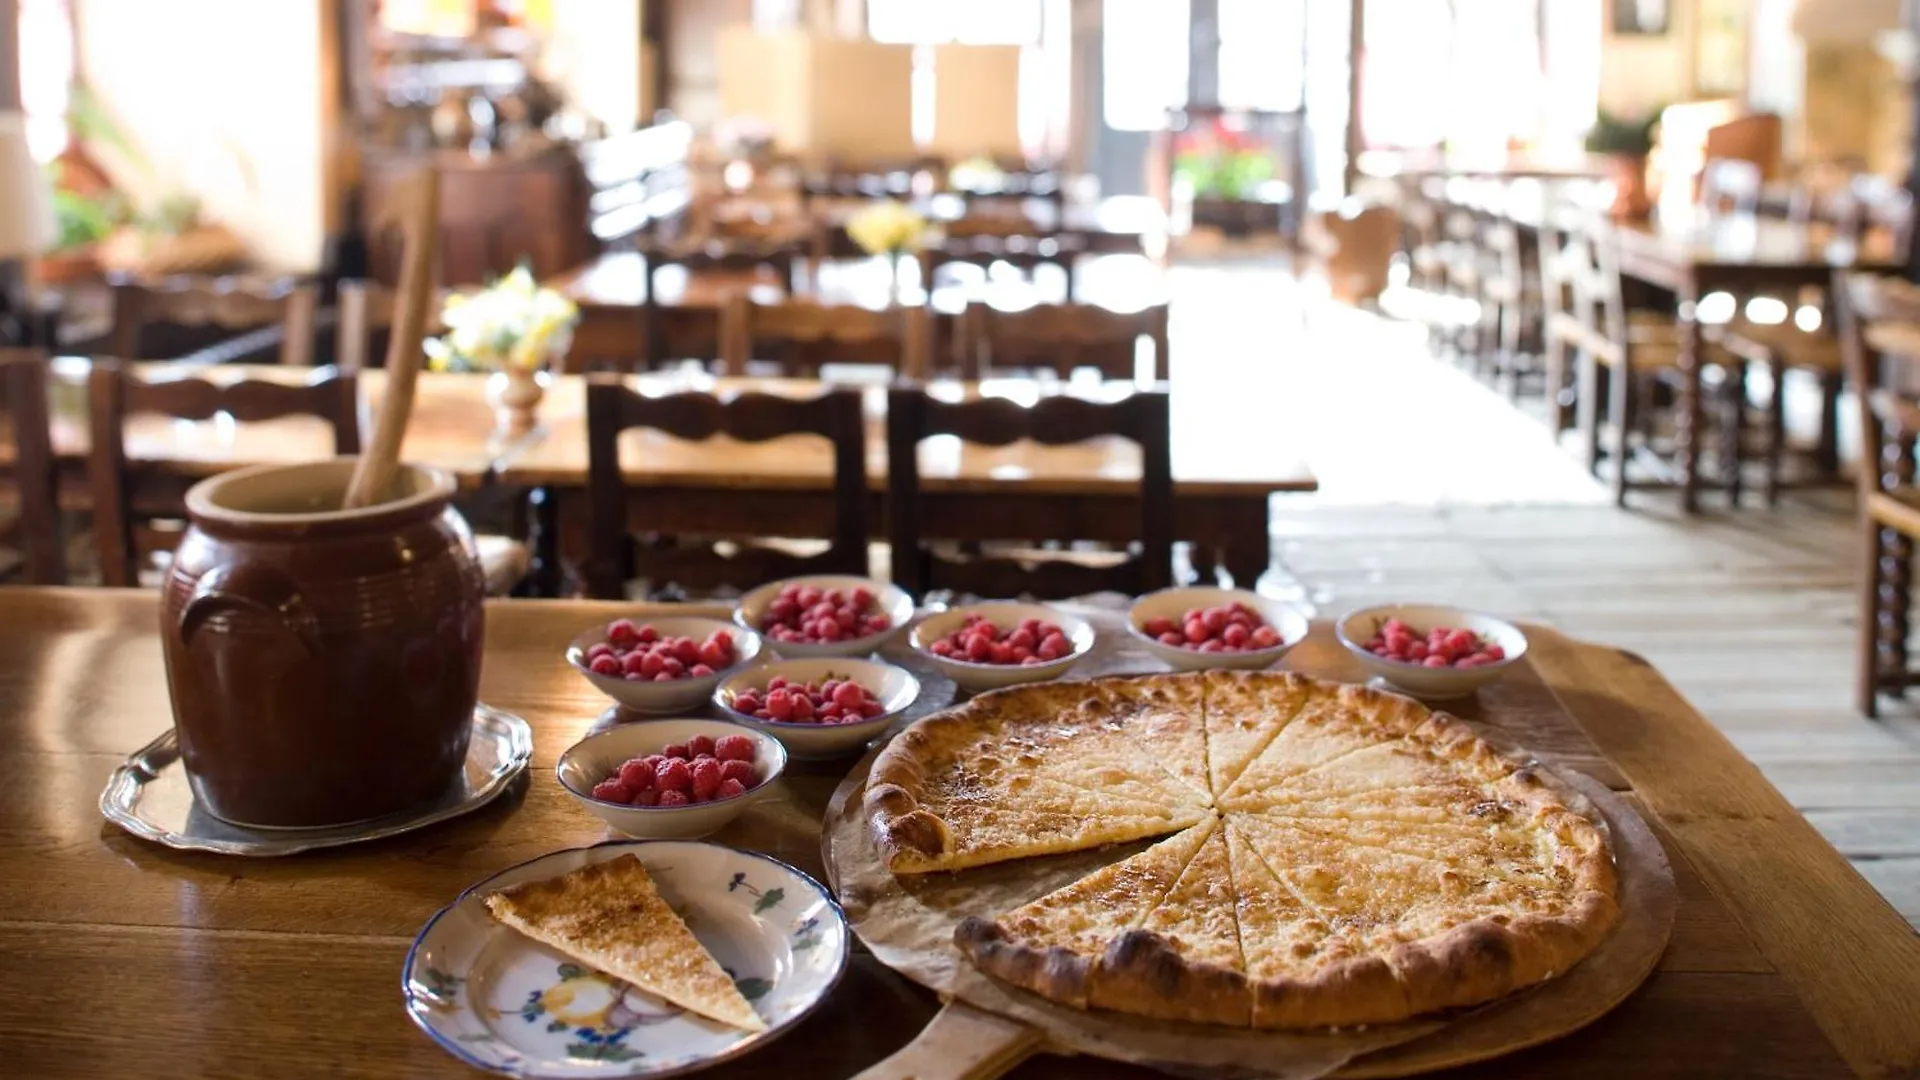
[2,361,1316,593]
[497,370,1314,592]
[3,586,1917,1078]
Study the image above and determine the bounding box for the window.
[1102,0,1188,130]
[20,0,74,162]
[1218,0,1305,112]
[1362,0,1548,151]
[868,0,1042,46]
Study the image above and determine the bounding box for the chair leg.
[1720,363,1746,508]
[1871,523,1914,717]
[1544,337,1569,437]
[1609,362,1634,507]
[1816,370,1844,478]
[1764,357,1786,507]
[1860,518,1887,718]
[1578,352,1603,477]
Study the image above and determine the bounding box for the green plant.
[1174,148,1276,200]
[50,186,115,250]
[1585,110,1659,157]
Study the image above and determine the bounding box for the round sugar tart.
[403,840,848,1078]
[864,671,1620,1029]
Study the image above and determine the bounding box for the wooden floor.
[1165,261,1920,927]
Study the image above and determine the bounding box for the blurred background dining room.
[3,0,1920,930]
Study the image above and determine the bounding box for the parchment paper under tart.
[821,707,1678,1080]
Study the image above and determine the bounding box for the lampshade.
[0,112,55,260]
[1791,0,1902,40]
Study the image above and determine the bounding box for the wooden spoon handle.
[343,167,439,510]
[852,1000,1043,1080]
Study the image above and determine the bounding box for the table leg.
[1676,282,1704,514]
[1220,500,1271,591]
[527,485,562,597]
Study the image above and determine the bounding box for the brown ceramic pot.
[160,459,486,829]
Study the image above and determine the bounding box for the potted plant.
[1173,117,1281,236]
[1585,110,1659,219]
[423,264,579,433]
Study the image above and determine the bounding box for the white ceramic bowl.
[909,602,1095,694]
[567,616,766,715]
[713,657,920,761]
[734,575,915,658]
[556,718,788,839]
[1335,603,1529,701]
[1127,587,1310,672]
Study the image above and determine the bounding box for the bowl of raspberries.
[1127,587,1309,672]
[556,718,786,838]
[1335,603,1528,700]
[735,575,915,658]
[909,602,1095,693]
[567,615,765,715]
[714,657,921,759]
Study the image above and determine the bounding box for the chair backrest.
[1537,212,1627,368]
[886,384,1173,600]
[583,378,869,597]
[0,349,64,584]
[958,302,1169,382]
[109,276,318,366]
[336,279,451,372]
[1836,272,1920,504]
[86,362,361,587]
[640,239,805,368]
[1699,158,1763,216]
[718,298,932,378]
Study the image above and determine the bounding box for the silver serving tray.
[100,704,533,857]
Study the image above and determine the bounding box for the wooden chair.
[87,362,360,587]
[1544,214,1746,506]
[918,214,1081,301]
[336,279,451,372]
[957,302,1169,383]
[886,385,1174,599]
[718,298,932,378]
[108,276,319,366]
[583,378,869,598]
[1835,271,1920,716]
[0,350,64,584]
[640,239,804,368]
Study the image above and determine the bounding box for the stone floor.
[1165,261,1920,927]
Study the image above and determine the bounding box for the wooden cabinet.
[362,148,593,287]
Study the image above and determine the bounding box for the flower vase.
[490,367,548,435]
[889,249,910,306]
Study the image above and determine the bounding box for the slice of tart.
[485,854,767,1032]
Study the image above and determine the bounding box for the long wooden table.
[1427,178,1902,512]
[2,587,1916,1077]
[1,362,1316,591]
[497,371,1314,590]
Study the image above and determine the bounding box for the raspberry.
[789,694,815,721]
[639,651,666,678]
[623,651,649,677]
[1249,625,1281,648]
[617,759,654,789]
[655,758,693,793]
[690,758,722,801]
[731,691,761,714]
[662,743,690,760]
[698,640,731,669]
[715,734,756,762]
[717,778,747,799]
[766,688,795,721]
[591,778,632,802]
[657,789,691,807]
[690,663,714,677]
[607,619,640,648]
[796,586,822,608]
[858,699,884,717]
[635,623,659,645]
[586,643,614,663]
[688,735,716,758]
[1038,632,1070,660]
[850,586,874,608]
[631,787,661,806]
[831,681,867,710]
[1222,623,1250,648]
[720,759,756,785]
[1184,618,1209,644]
[589,655,620,676]
[640,754,666,773]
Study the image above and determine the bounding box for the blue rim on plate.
[402,839,850,1079]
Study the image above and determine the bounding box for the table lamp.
[0,111,55,346]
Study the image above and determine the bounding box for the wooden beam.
[1342,0,1365,193]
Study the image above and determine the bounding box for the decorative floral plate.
[403,840,849,1078]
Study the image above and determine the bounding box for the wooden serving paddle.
[853,1000,1043,1080]
[342,167,440,510]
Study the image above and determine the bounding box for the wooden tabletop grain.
[1,587,1915,1078]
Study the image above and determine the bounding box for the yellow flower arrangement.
[845,200,931,257]
[424,265,580,373]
